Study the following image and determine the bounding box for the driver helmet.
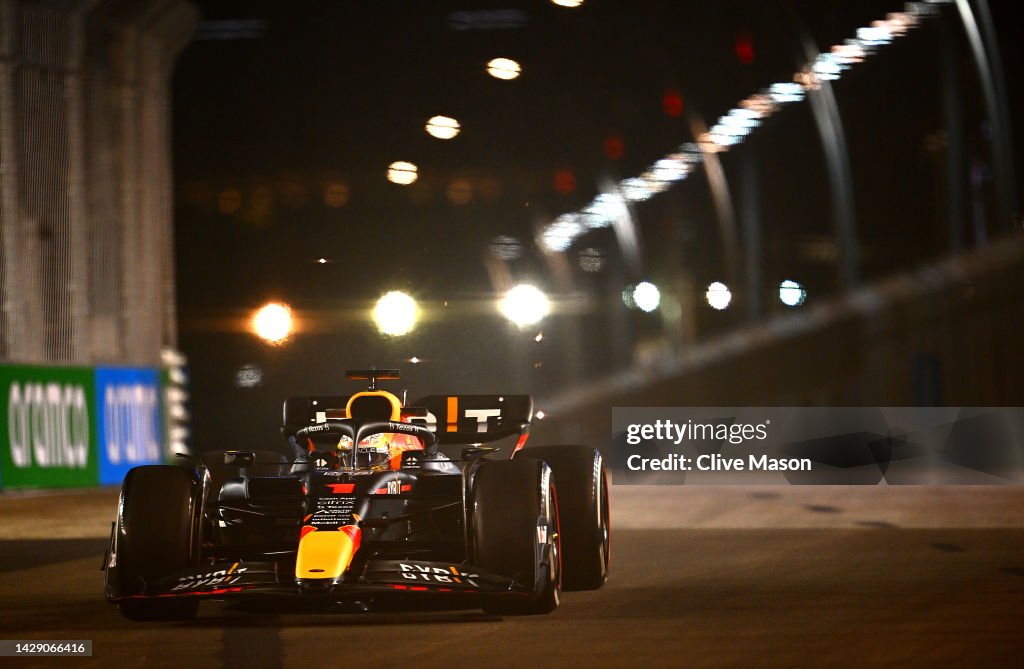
[336,431,422,471]
[337,433,391,471]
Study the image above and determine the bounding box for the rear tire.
[472,458,560,615]
[114,466,200,621]
[520,445,609,590]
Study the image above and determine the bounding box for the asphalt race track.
[1,485,1022,668]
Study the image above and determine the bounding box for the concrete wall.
[531,235,1024,449]
[0,0,195,366]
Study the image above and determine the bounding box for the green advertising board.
[0,365,99,488]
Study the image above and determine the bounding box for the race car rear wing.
[412,394,533,445]
[282,394,533,445]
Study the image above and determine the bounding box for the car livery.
[103,369,610,620]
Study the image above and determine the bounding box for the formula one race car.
[103,369,609,620]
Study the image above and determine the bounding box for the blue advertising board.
[95,367,164,485]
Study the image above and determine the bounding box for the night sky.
[170,1,1021,450]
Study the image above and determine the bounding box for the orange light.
[446,179,473,205]
[323,180,349,207]
[252,302,293,344]
[217,188,242,215]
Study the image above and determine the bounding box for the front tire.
[113,466,200,621]
[472,458,560,615]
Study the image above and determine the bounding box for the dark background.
[171,1,1022,452]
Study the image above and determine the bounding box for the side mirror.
[461,446,497,461]
[400,450,423,469]
[223,450,256,468]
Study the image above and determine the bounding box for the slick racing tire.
[520,445,609,591]
[115,466,201,621]
[472,458,560,615]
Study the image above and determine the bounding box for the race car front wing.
[109,559,532,601]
